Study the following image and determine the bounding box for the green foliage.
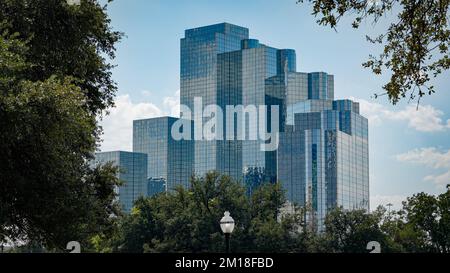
[403,186,450,252]
[97,173,450,253]
[323,207,389,252]
[297,0,450,104]
[0,0,122,114]
[103,173,304,253]
[0,70,122,249]
[0,0,122,250]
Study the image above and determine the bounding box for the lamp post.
[386,203,393,215]
[0,233,5,253]
[220,211,235,253]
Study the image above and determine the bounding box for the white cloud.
[370,195,406,211]
[350,98,386,126]
[386,105,448,132]
[396,148,450,169]
[396,147,450,187]
[424,171,450,187]
[350,97,450,132]
[99,95,163,152]
[163,89,180,118]
[99,90,181,152]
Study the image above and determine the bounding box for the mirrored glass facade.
[181,23,248,178]
[279,98,369,229]
[133,117,194,191]
[129,23,369,228]
[181,23,297,187]
[92,151,147,212]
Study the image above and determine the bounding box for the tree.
[109,173,250,253]
[320,185,450,253]
[403,185,450,253]
[0,0,122,250]
[323,207,391,253]
[104,173,306,253]
[297,0,450,104]
[87,172,450,253]
[379,206,429,253]
[0,0,122,114]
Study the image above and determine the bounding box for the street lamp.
[0,233,5,253]
[220,211,235,253]
[386,203,393,215]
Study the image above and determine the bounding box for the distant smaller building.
[147,177,166,197]
[133,116,194,191]
[92,151,147,213]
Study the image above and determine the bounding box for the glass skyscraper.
[128,23,369,226]
[181,23,249,179]
[279,98,369,229]
[92,151,147,212]
[181,23,297,185]
[179,23,368,225]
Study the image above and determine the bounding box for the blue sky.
[99,0,450,210]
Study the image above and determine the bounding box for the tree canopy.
[91,172,450,253]
[0,0,122,114]
[0,0,122,250]
[297,0,450,105]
